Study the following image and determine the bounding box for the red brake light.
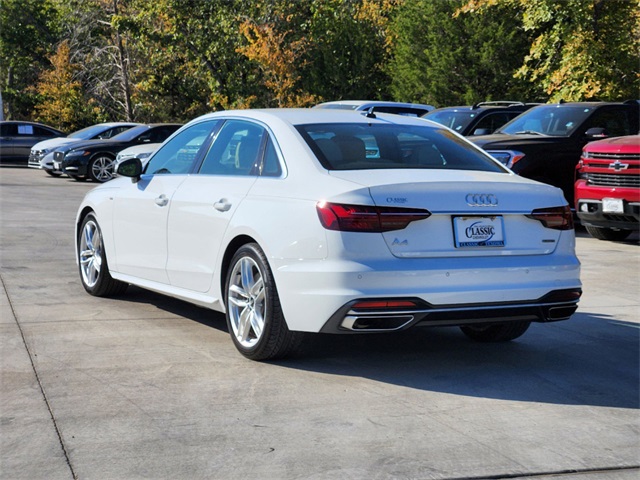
[316,202,431,232]
[527,206,574,230]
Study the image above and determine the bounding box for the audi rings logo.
[466,193,498,207]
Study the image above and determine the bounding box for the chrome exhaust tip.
[341,315,415,331]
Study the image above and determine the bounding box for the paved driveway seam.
[1,273,77,480]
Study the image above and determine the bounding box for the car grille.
[585,152,640,161]
[602,214,639,223]
[588,173,640,188]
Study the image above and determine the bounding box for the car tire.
[78,213,128,297]
[89,153,116,182]
[225,243,302,360]
[45,169,62,177]
[585,225,632,241]
[460,321,531,342]
[70,174,87,182]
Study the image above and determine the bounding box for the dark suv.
[422,101,539,136]
[470,101,640,206]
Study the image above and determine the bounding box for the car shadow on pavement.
[278,312,639,410]
[120,285,638,410]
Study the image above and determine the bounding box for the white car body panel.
[76,109,581,336]
[115,143,161,169]
[28,137,77,169]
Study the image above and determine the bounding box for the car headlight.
[66,150,91,157]
[137,152,153,160]
[486,150,525,168]
[116,153,133,162]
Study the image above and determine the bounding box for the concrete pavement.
[1,167,638,479]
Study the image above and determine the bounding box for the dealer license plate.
[602,198,624,213]
[453,216,505,248]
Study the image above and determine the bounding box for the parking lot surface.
[1,167,638,480]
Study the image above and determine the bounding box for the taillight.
[526,206,574,230]
[316,202,431,232]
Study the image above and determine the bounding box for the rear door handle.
[155,194,169,207]
[214,198,232,212]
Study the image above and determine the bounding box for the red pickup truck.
[575,135,640,241]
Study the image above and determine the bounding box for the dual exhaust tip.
[338,292,581,332]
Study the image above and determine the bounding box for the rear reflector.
[316,202,431,232]
[526,205,574,230]
[351,300,418,310]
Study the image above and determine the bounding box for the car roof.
[533,101,639,108]
[1,120,62,127]
[92,122,142,127]
[427,102,537,113]
[315,100,435,110]
[193,108,433,127]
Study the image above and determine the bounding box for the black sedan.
[0,121,66,165]
[57,123,182,182]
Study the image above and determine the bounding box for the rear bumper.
[320,289,581,333]
[273,247,581,333]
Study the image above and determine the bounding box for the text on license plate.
[453,216,505,248]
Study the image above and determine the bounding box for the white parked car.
[75,109,581,360]
[114,142,161,171]
[28,122,140,176]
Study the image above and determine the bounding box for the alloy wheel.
[79,219,102,288]
[91,155,115,182]
[227,256,266,348]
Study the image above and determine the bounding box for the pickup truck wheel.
[585,226,632,241]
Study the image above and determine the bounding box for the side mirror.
[472,128,491,136]
[585,127,607,139]
[117,157,143,183]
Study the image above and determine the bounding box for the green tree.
[298,0,396,101]
[388,0,539,107]
[238,18,319,107]
[0,0,61,119]
[128,0,266,112]
[32,41,100,131]
[458,0,640,101]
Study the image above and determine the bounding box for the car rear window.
[296,123,506,172]
[423,111,478,133]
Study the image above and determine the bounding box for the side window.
[199,120,265,176]
[0,124,16,136]
[584,107,638,137]
[144,120,220,175]
[101,127,128,139]
[33,126,57,137]
[472,113,511,135]
[261,137,282,177]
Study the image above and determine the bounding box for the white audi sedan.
[75,109,581,360]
